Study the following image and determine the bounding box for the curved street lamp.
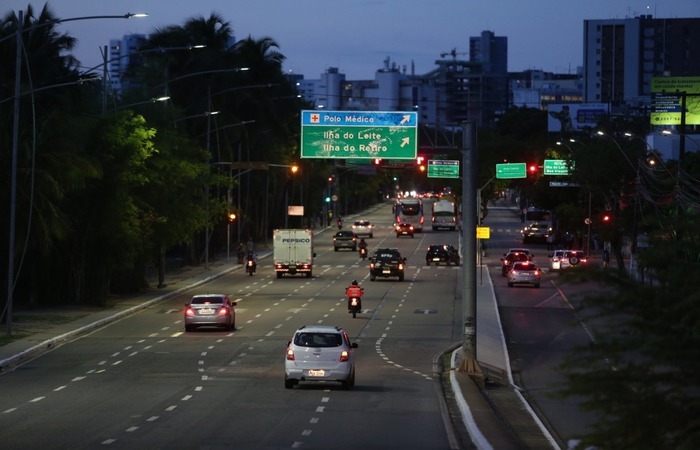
[5,10,147,336]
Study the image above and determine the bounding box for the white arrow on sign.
[400,137,410,147]
[399,115,411,125]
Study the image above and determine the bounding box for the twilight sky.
[3,1,699,79]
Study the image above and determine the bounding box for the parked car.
[425,244,460,266]
[351,220,374,238]
[507,261,541,288]
[333,230,357,251]
[501,252,530,276]
[284,325,358,389]
[550,249,587,271]
[370,248,406,281]
[395,223,414,238]
[184,294,236,332]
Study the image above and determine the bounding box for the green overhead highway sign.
[496,163,526,179]
[300,110,417,159]
[427,159,459,178]
[544,159,573,175]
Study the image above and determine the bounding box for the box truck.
[273,229,315,278]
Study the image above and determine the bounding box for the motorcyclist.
[245,250,257,272]
[358,238,368,258]
[337,216,343,230]
[358,238,368,250]
[345,280,363,299]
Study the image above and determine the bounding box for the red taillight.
[247,260,254,266]
[370,263,375,269]
[339,350,350,362]
[398,263,404,270]
[286,348,295,361]
[185,307,195,317]
[534,270,540,276]
[218,307,230,316]
[350,298,359,306]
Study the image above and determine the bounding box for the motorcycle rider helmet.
[351,280,358,286]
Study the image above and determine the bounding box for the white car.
[352,220,374,238]
[550,250,587,271]
[285,325,358,389]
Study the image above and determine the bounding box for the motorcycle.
[246,258,256,276]
[359,247,368,260]
[347,296,362,318]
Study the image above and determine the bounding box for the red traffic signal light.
[601,213,611,223]
[373,158,381,165]
[528,163,538,174]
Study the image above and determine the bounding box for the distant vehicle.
[184,294,236,332]
[508,261,541,288]
[395,197,424,232]
[284,325,358,389]
[522,222,552,244]
[425,244,460,266]
[351,220,374,238]
[369,248,406,281]
[522,208,554,244]
[395,223,414,238]
[501,252,530,276]
[333,230,357,251]
[273,229,315,278]
[550,249,587,271]
[431,199,457,231]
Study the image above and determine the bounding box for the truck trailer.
[273,229,315,278]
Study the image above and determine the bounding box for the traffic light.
[528,163,538,175]
[373,158,381,165]
[601,213,612,223]
[416,155,426,172]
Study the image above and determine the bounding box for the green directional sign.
[428,160,459,178]
[543,159,573,175]
[496,163,526,179]
[300,110,417,159]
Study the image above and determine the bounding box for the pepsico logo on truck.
[282,238,311,243]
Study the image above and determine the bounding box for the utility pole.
[459,121,484,380]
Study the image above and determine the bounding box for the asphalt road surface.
[0,204,469,449]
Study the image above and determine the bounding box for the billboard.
[650,77,700,126]
[547,103,609,133]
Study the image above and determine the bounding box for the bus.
[395,197,424,232]
[431,198,457,231]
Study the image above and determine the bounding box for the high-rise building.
[106,34,148,95]
[583,15,700,112]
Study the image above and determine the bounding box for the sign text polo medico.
[300,110,417,159]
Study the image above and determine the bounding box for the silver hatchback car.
[507,261,541,288]
[184,294,236,332]
[285,325,358,389]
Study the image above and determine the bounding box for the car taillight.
[339,350,350,362]
[286,348,295,361]
[370,263,375,269]
[534,270,540,276]
[218,307,230,316]
[185,307,195,317]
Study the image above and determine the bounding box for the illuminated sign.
[651,77,700,126]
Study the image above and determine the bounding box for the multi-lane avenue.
[0,203,467,449]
